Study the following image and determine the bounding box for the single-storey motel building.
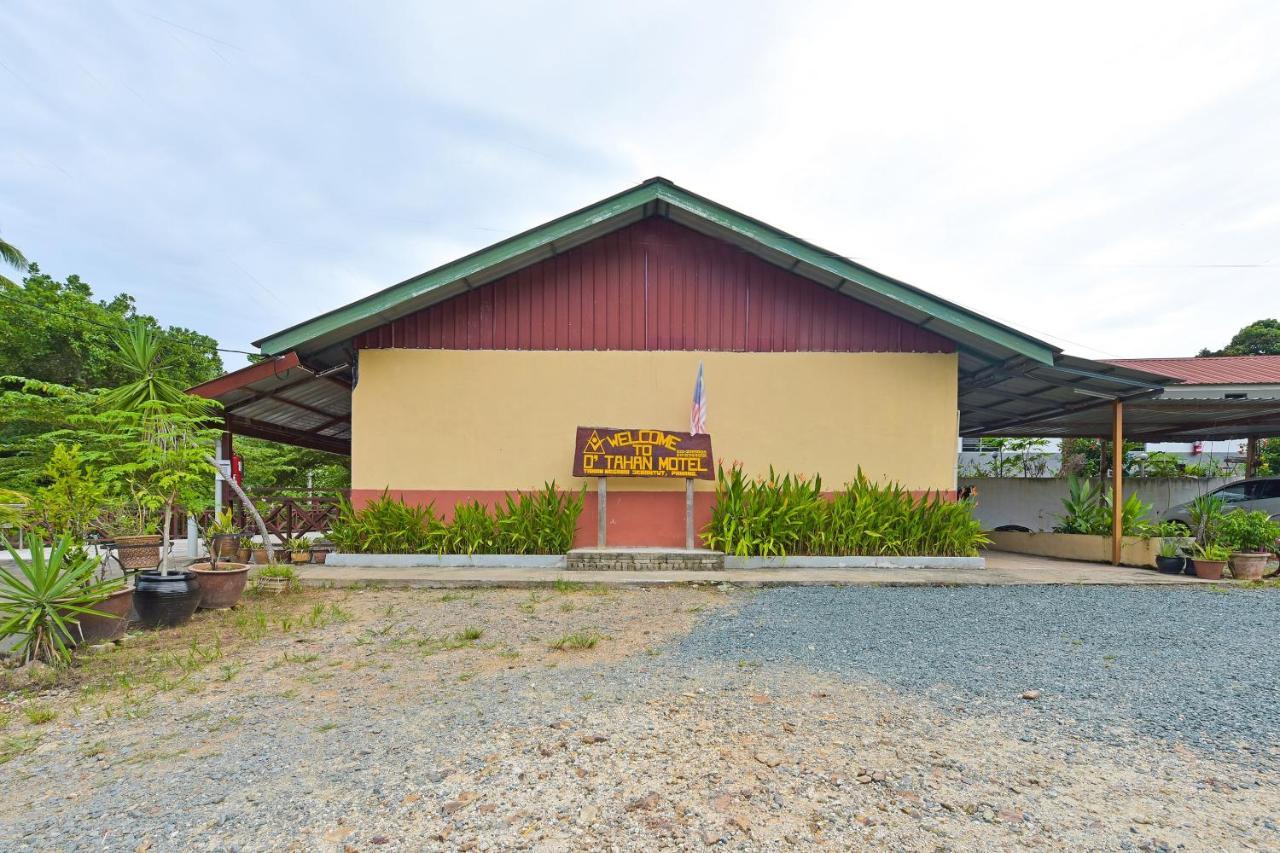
[193,178,1168,547]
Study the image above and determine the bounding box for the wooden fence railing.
[176,492,344,542]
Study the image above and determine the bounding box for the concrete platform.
[295,550,1221,589]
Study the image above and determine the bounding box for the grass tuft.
[550,630,601,651]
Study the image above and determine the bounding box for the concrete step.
[566,547,725,572]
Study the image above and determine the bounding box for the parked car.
[1162,477,1280,526]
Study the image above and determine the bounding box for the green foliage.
[283,536,311,552]
[440,500,498,555]
[97,320,191,411]
[1216,510,1280,554]
[328,491,443,554]
[0,376,97,493]
[328,484,584,555]
[1198,318,1280,357]
[962,437,1051,478]
[31,444,106,539]
[0,534,124,664]
[703,464,989,557]
[1257,439,1280,477]
[1194,542,1231,562]
[493,482,585,555]
[206,508,239,536]
[1054,476,1152,536]
[233,437,350,493]
[1189,493,1227,547]
[0,263,221,390]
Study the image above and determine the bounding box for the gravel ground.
[1,584,1277,851]
[673,585,1280,768]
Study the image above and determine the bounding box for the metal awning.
[958,354,1170,437]
[187,352,352,455]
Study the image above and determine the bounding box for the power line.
[0,289,258,356]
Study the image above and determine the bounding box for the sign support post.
[597,477,607,548]
[684,479,694,549]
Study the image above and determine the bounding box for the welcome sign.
[573,426,714,480]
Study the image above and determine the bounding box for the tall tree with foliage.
[0,263,222,389]
[0,232,27,287]
[1198,319,1280,356]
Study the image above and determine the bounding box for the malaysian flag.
[690,361,707,435]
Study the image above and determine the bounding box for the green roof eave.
[255,177,1057,366]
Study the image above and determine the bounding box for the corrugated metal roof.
[1104,356,1280,385]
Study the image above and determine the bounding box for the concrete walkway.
[295,550,1219,589]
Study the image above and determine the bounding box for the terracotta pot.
[114,534,162,570]
[210,535,239,558]
[290,551,310,564]
[68,586,134,644]
[236,547,251,562]
[252,548,271,564]
[1191,558,1227,581]
[189,563,250,609]
[1228,552,1269,581]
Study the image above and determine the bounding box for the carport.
[964,355,1280,564]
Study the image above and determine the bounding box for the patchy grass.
[0,734,39,765]
[23,706,55,725]
[455,627,484,642]
[550,630,601,651]
[548,578,584,594]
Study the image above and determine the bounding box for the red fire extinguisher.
[1190,441,1203,456]
[230,453,244,485]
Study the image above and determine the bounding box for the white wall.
[959,477,1235,531]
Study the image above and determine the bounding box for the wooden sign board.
[573,427,714,480]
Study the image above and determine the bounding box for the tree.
[0,232,26,287]
[1198,319,1280,357]
[0,263,222,389]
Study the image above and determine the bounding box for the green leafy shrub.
[328,483,584,555]
[1053,476,1152,535]
[328,491,442,554]
[493,482,585,555]
[440,500,499,555]
[1217,510,1280,554]
[703,464,988,557]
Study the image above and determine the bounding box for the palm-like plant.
[0,232,27,287]
[0,534,124,664]
[98,320,190,412]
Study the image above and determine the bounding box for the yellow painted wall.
[352,349,958,492]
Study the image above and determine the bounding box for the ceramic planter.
[236,546,252,562]
[1228,552,1269,581]
[1191,558,1227,581]
[1154,555,1186,575]
[134,571,202,628]
[252,548,271,564]
[290,551,310,564]
[189,563,250,609]
[210,535,239,559]
[113,534,162,570]
[71,586,134,644]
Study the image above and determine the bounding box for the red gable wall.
[354,217,953,354]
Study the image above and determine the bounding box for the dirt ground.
[1,584,1276,851]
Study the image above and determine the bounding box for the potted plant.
[189,525,251,611]
[285,536,312,563]
[1217,510,1280,581]
[1154,539,1186,575]
[1190,542,1231,580]
[0,534,126,662]
[236,535,252,563]
[205,508,240,559]
[254,563,299,594]
[251,540,273,564]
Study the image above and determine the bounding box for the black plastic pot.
[1154,555,1185,575]
[133,570,202,629]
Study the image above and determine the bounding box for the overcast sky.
[3,1,1278,370]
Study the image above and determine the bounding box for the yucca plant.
[0,534,125,664]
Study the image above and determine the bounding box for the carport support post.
[1246,437,1259,478]
[1111,400,1124,566]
